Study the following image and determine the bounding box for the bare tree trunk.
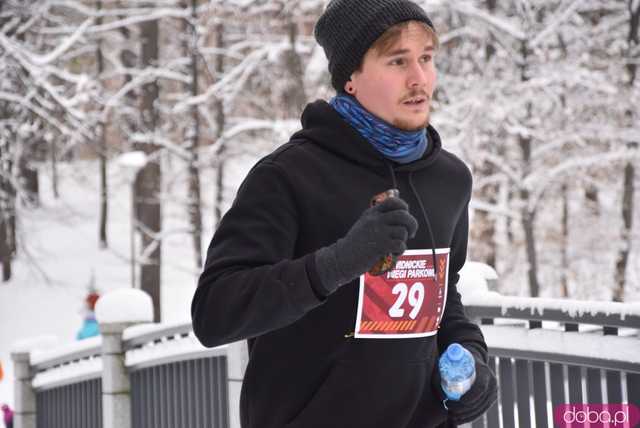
[8,159,16,257]
[50,138,59,199]
[519,39,540,297]
[482,0,497,268]
[556,33,570,299]
[282,17,307,117]
[20,157,39,207]
[561,183,569,298]
[584,185,600,216]
[117,4,140,289]
[137,13,161,322]
[0,2,12,280]
[470,0,498,268]
[614,163,634,302]
[485,0,497,59]
[0,221,10,281]
[97,0,108,249]
[13,19,40,209]
[0,144,12,281]
[613,0,639,302]
[471,162,497,268]
[182,0,203,268]
[0,4,19,268]
[214,22,226,229]
[118,2,138,139]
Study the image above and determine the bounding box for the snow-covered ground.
[0,154,255,407]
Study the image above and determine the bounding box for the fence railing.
[12,294,640,428]
[12,321,244,428]
[463,294,640,428]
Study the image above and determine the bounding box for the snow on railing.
[456,266,640,428]
[26,321,227,390]
[123,321,227,369]
[30,336,102,391]
[464,293,640,324]
[463,292,640,372]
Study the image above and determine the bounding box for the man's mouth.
[402,96,427,107]
[402,97,427,106]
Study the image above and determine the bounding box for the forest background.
[0,0,639,326]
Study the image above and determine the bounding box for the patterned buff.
[330,94,428,164]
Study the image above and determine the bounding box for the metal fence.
[15,295,640,428]
[20,322,233,428]
[130,357,229,428]
[464,296,640,428]
[36,378,102,428]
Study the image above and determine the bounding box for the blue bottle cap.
[447,343,465,361]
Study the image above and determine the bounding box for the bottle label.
[354,248,449,339]
[442,370,476,400]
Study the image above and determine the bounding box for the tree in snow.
[432,0,640,298]
[0,0,99,280]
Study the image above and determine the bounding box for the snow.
[304,44,329,89]
[481,325,640,365]
[457,262,498,297]
[10,336,60,354]
[449,2,526,41]
[116,151,148,169]
[123,320,190,341]
[125,332,227,369]
[32,357,102,391]
[95,288,153,324]
[27,19,93,67]
[31,336,101,368]
[0,156,243,407]
[1,0,638,411]
[463,293,640,320]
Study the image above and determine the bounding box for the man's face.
[348,22,437,131]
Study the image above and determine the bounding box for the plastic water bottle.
[439,343,476,401]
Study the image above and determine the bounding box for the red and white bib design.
[355,248,449,339]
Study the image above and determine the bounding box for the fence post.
[227,340,249,428]
[100,321,134,428]
[96,288,153,428]
[11,351,35,428]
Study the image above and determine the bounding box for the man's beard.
[392,110,430,131]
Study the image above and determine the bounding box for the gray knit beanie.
[314,0,435,93]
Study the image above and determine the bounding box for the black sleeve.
[437,199,488,361]
[191,160,325,348]
[433,197,498,423]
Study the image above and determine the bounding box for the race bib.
[354,248,449,339]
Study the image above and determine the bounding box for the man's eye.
[421,55,432,63]
[390,58,405,66]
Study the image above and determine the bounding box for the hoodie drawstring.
[408,171,439,286]
[385,161,398,190]
[383,161,439,281]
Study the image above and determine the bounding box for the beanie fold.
[314,0,435,92]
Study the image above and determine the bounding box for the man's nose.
[407,61,428,88]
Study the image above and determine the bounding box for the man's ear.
[344,78,356,95]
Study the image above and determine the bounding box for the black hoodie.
[192,100,489,428]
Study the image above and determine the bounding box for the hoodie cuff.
[304,252,331,301]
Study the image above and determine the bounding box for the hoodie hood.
[291,100,443,175]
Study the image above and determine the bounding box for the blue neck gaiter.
[330,93,428,164]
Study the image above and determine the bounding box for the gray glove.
[314,197,418,296]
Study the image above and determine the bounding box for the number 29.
[388,282,425,320]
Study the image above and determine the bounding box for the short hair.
[357,20,439,71]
